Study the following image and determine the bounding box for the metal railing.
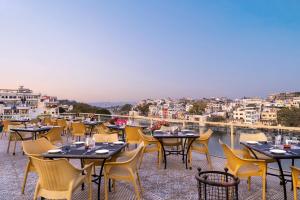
[58,112,300,149]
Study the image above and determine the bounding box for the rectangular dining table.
[153,130,199,169]
[241,141,300,200]
[10,126,52,140]
[43,142,126,200]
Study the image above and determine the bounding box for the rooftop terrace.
[0,136,297,200]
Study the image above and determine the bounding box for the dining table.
[241,141,300,200]
[10,126,52,140]
[83,121,103,136]
[153,130,199,169]
[43,142,127,200]
[10,119,30,126]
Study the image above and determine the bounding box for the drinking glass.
[283,136,290,145]
[275,135,282,147]
[292,137,298,144]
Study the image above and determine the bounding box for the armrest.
[82,162,94,175]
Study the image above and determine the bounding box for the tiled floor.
[0,135,298,200]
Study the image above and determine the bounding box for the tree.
[119,104,133,115]
[62,100,111,115]
[188,101,207,115]
[207,115,226,122]
[277,107,300,127]
[136,103,151,116]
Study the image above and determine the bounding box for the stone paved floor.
[0,135,298,200]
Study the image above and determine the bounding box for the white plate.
[96,149,109,154]
[74,141,85,144]
[270,149,286,154]
[186,133,195,136]
[48,149,62,154]
[113,141,125,144]
[182,129,192,132]
[246,141,258,144]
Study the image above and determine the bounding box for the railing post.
[230,124,234,149]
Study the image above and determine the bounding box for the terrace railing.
[59,113,300,149]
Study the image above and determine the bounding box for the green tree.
[207,115,226,122]
[118,104,133,115]
[136,103,151,116]
[277,107,300,127]
[61,100,111,115]
[189,101,207,115]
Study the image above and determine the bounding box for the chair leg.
[293,180,297,200]
[6,139,11,153]
[104,174,109,200]
[206,152,212,169]
[137,172,143,194]
[247,177,251,191]
[262,173,266,200]
[112,180,116,192]
[139,151,145,169]
[21,161,31,194]
[13,139,17,155]
[33,183,40,200]
[88,179,92,200]
[132,178,141,200]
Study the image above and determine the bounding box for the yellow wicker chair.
[71,122,87,141]
[30,156,93,200]
[57,119,68,134]
[291,166,300,200]
[84,133,119,174]
[220,140,267,200]
[30,118,40,125]
[138,129,161,168]
[93,133,119,143]
[239,132,275,163]
[96,124,119,135]
[21,137,57,194]
[125,126,142,147]
[1,120,10,138]
[187,129,213,168]
[104,142,144,200]
[159,125,182,150]
[42,126,63,145]
[43,117,52,125]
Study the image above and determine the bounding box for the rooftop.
[0,136,296,200]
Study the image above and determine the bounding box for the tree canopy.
[136,103,151,116]
[188,101,207,115]
[118,104,133,115]
[277,107,300,127]
[59,100,111,115]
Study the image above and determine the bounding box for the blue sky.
[0,1,299,102]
